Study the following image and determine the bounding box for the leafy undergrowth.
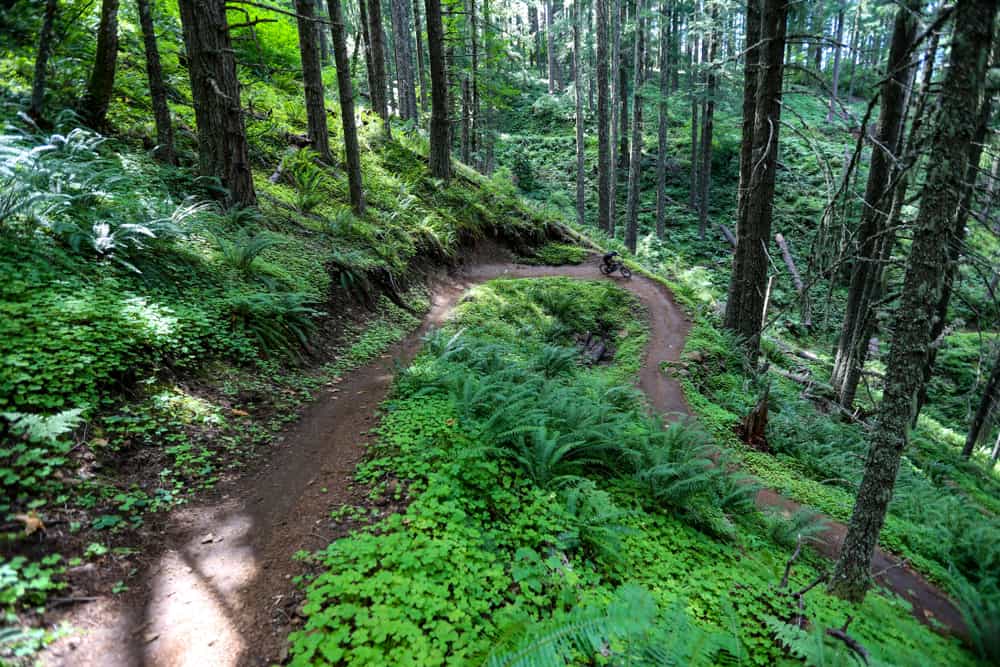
[517,242,590,266]
[289,277,971,666]
[0,113,553,656]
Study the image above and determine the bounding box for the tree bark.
[177,0,257,207]
[698,2,718,240]
[964,351,1000,458]
[546,0,558,93]
[425,0,450,179]
[136,0,175,164]
[723,0,789,358]
[655,0,670,239]
[609,0,622,236]
[328,0,365,215]
[829,0,997,602]
[368,0,390,130]
[736,0,760,228]
[830,0,920,405]
[826,3,845,122]
[81,0,119,129]
[295,0,333,162]
[574,0,586,228]
[597,0,612,233]
[358,0,378,107]
[29,0,58,122]
[624,0,646,253]
[688,39,699,212]
[316,0,330,63]
[413,0,428,115]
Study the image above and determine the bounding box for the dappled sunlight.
[143,509,257,667]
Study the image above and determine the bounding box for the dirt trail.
[50,251,963,667]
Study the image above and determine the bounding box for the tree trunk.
[688,40,699,212]
[830,0,920,406]
[528,5,539,71]
[829,0,997,603]
[358,0,377,106]
[135,0,176,164]
[469,0,480,162]
[597,0,612,234]
[624,0,646,253]
[369,0,390,130]
[328,0,365,215]
[29,0,58,122]
[546,0,558,93]
[655,0,670,239]
[81,0,119,129]
[574,0,586,228]
[826,4,845,122]
[723,0,789,358]
[295,0,333,162]
[177,0,256,207]
[413,0,428,115]
[618,49,629,172]
[425,0,450,179]
[461,77,471,163]
[914,95,993,423]
[609,0,622,237]
[316,0,330,63]
[737,0,760,230]
[964,351,1000,458]
[698,3,718,240]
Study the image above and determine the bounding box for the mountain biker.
[602,250,619,270]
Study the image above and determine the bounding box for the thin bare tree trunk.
[597,0,611,233]
[826,3,845,121]
[413,0,427,115]
[698,2,718,240]
[625,0,646,253]
[609,0,622,237]
[295,0,333,162]
[29,0,58,122]
[328,0,365,214]
[81,0,119,129]
[574,0,586,228]
[135,0,175,164]
[655,0,670,239]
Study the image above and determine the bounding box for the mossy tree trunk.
[295,0,333,162]
[328,0,365,215]
[136,0,176,164]
[829,0,997,602]
[81,0,119,129]
[29,0,58,122]
[830,0,920,407]
[723,0,789,359]
[177,0,257,207]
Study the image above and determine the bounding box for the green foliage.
[227,292,320,357]
[214,229,279,276]
[519,242,588,266]
[1,408,83,510]
[0,555,64,611]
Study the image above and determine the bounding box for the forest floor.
[44,243,965,666]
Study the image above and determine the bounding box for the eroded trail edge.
[56,254,963,667]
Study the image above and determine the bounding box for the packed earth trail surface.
[50,249,964,666]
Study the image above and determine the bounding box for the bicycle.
[599,252,632,279]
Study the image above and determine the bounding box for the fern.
[2,408,84,444]
[215,230,279,276]
[227,292,320,357]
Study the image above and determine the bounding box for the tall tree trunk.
[624,0,646,253]
[965,351,1000,458]
[528,5,539,71]
[736,0,760,229]
[597,0,612,233]
[574,0,586,228]
[328,0,365,214]
[698,2,718,240]
[655,0,670,239]
[826,3,845,121]
[135,0,175,164]
[413,0,428,115]
[846,0,862,102]
[461,77,471,163]
[723,0,789,358]
[177,0,256,206]
[369,0,390,130]
[29,0,58,122]
[609,0,622,236]
[914,95,993,422]
[317,0,330,63]
[546,0,558,92]
[81,0,119,129]
[829,0,997,602]
[425,0,450,179]
[392,0,417,122]
[688,40,699,212]
[469,0,480,162]
[618,45,629,172]
[295,0,333,162]
[830,0,920,405]
[358,0,377,106]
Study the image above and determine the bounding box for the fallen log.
[775,233,804,293]
[719,224,737,248]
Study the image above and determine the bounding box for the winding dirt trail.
[51,249,964,666]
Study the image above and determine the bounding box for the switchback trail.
[52,249,964,667]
